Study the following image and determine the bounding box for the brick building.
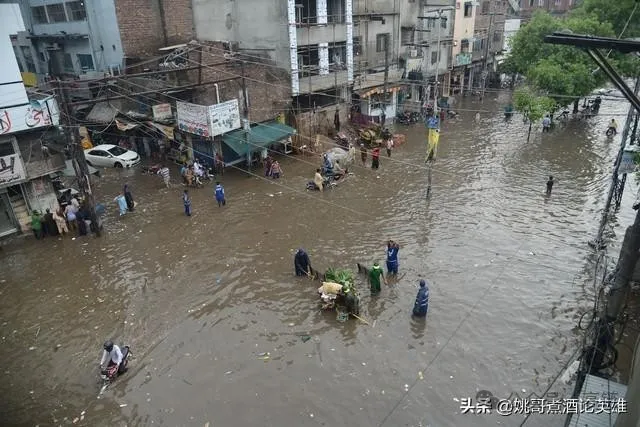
[518,0,575,19]
[114,0,195,61]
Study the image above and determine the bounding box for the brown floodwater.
[0,92,636,427]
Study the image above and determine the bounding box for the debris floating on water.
[119,403,127,407]
[301,335,311,343]
[225,371,233,375]
[418,371,424,380]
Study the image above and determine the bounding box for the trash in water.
[225,371,233,375]
[257,352,270,357]
[28,346,36,351]
[309,413,314,418]
[258,356,270,361]
[301,335,311,343]
[288,323,295,327]
[73,417,79,423]
[418,371,424,380]
[119,403,127,407]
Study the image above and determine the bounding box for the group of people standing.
[264,156,283,179]
[295,240,429,318]
[31,196,97,239]
[181,181,226,217]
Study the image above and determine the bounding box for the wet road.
[0,92,636,427]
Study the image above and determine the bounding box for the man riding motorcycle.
[607,119,618,136]
[100,340,125,376]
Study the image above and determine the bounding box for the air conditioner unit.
[409,49,418,58]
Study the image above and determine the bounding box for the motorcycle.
[396,112,412,125]
[306,171,346,191]
[606,127,617,137]
[100,345,131,383]
[334,132,350,149]
[141,164,161,175]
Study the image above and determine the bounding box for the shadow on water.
[0,91,636,426]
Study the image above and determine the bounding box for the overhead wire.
[191,42,631,103]
[101,75,613,250]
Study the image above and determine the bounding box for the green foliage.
[573,0,640,38]
[504,8,636,105]
[324,268,355,293]
[513,87,556,123]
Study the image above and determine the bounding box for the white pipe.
[214,84,220,104]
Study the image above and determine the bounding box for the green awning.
[222,121,296,157]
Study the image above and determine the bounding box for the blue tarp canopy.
[222,121,296,158]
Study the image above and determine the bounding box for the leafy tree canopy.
[573,0,640,38]
[503,11,619,106]
[513,87,556,123]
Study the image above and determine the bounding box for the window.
[65,1,86,21]
[401,27,413,46]
[32,6,47,24]
[21,46,36,73]
[63,53,74,72]
[353,36,362,56]
[464,1,473,17]
[376,33,389,53]
[38,51,46,62]
[426,18,435,29]
[88,150,107,157]
[538,0,544,6]
[13,46,24,72]
[555,0,561,4]
[46,4,67,23]
[295,0,317,24]
[0,142,15,157]
[482,1,490,14]
[107,146,127,156]
[441,17,447,29]
[431,51,438,64]
[460,38,470,51]
[77,54,94,70]
[493,30,501,42]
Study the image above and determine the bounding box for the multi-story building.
[1,3,65,237]
[518,0,575,20]
[193,0,353,137]
[450,0,476,94]
[470,0,509,90]
[4,0,194,82]
[418,0,455,102]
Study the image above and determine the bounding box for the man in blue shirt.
[386,240,400,276]
[413,280,429,317]
[215,182,226,207]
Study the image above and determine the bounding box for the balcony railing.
[24,152,66,178]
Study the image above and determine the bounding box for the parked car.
[84,144,140,168]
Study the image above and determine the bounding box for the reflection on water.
[0,91,636,427]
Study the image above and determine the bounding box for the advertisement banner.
[152,103,172,121]
[0,98,60,136]
[177,101,210,137]
[0,153,26,185]
[426,129,439,162]
[208,99,241,137]
[618,149,638,175]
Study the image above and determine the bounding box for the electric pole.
[382,33,390,126]
[240,60,251,172]
[480,0,495,101]
[57,80,102,237]
[433,11,443,116]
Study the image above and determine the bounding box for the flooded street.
[1,92,636,427]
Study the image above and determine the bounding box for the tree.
[503,11,619,111]
[513,87,556,140]
[575,0,640,39]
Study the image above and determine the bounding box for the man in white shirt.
[100,340,123,373]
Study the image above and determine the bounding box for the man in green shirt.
[369,262,386,295]
[31,210,43,240]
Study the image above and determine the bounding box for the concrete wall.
[193,0,289,68]
[0,3,28,107]
[193,43,291,125]
[115,0,194,59]
[86,0,124,71]
[452,0,476,57]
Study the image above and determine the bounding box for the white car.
[84,144,140,168]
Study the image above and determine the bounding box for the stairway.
[9,194,31,233]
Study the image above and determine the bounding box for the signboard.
[208,99,241,136]
[0,98,60,136]
[152,103,172,121]
[618,149,638,175]
[0,153,26,185]
[176,101,210,137]
[455,53,472,67]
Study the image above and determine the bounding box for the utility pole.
[382,33,390,126]
[57,80,101,237]
[433,12,443,116]
[240,60,251,173]
[480,0,495,101]
[591,76,640,248]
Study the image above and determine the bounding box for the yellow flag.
[426,129,439,161]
